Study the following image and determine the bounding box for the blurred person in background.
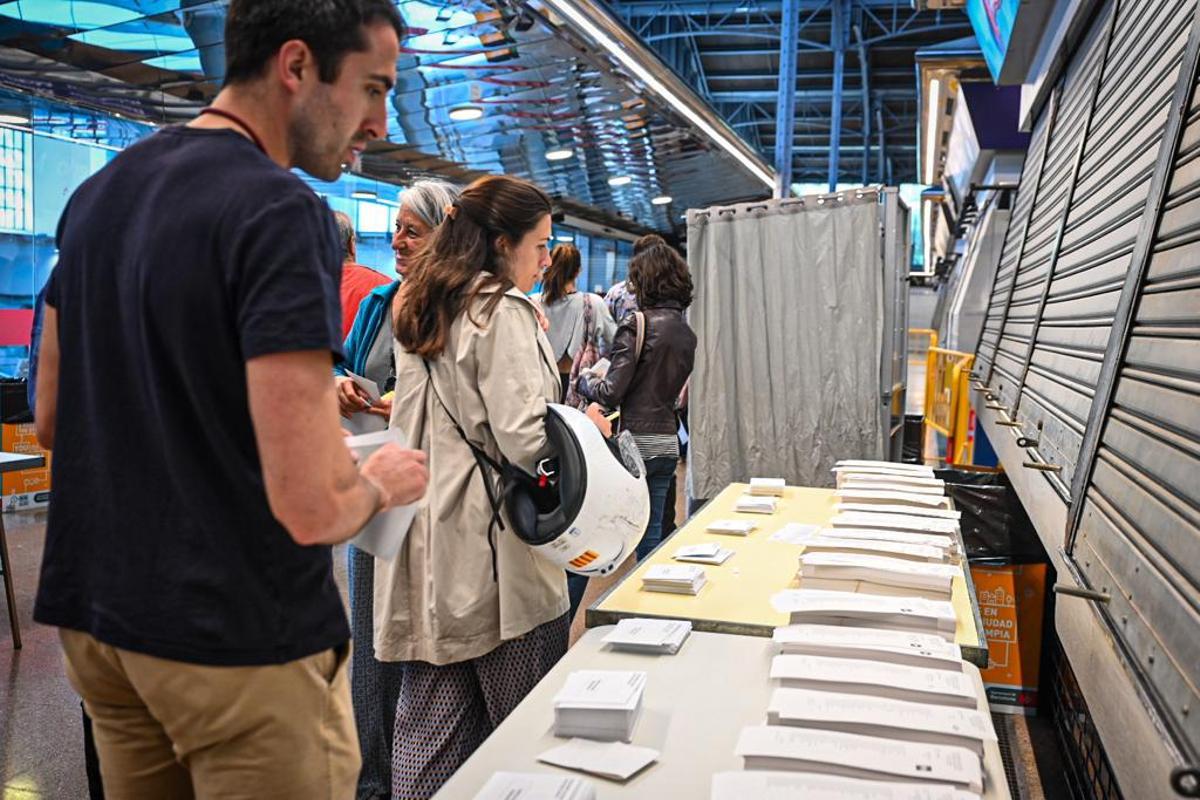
[335,209,390,340]
[332,178,460,800]
[535,242,616,401]
[603,232,665,323]
[578,244,696,561]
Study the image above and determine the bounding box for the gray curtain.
[686,195,887,499]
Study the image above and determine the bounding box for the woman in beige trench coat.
[374,175,610,799]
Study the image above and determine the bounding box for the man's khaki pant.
[60,629,360,800]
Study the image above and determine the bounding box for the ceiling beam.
[615,0,909,18]
[710,87,911,102]
[827,0,848,190]
[773,0,800,197]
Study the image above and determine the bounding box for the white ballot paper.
[601,618,692,654]
[837,502,962,520]
[471,772,596,800]
[711,771,974,800]
[344,429,419,560]
[538,739,659,781]
[838,479,947,496]
[837,470,943,486]
[799,535,948,563]
[768,687,997,757]
[834,489,952,509]
[768,523,822,545]
[772,624,963,671]
[832,512,961,535]
[734,494,779,514]
[642,564,707,595]
[799,552,960,598]
[769,654,978,708]
[834,460,936,475]
[749,477,787,496]
[553,671,647,741]
[771,589,957,640]
[735,725,983,794]
[341,371,388,435]
[824,528,958,556]
[673,543,733,565]
[706,519,757,536]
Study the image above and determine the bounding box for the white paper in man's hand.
[344,429,419,560]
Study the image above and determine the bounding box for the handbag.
[565,294,602,409]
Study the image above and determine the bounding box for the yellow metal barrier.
[924,346,975,465]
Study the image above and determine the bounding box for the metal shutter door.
[1017,0,1194,497]
[988,0,1116,427]
[1070,30,1200,776]
[974,91,1056,379]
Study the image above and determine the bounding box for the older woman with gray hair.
[333,178,460,800]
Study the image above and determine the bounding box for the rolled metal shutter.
[1071,61,1200,773]
[1016,0,1194,496]
[989,0,1116,427]
[973,93,1055,380]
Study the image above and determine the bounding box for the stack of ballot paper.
[749,477,787,496]
[771,589,958,641]
[472,772,596,800]
[836,472,944,490]
[769,654,978,708]
[836,502,961,520]
[706,519,757,536]
[799,535,948,563]
[834,460,936,476]
[601,618,692,654]
[834,488,952,510]
[673,542,733,565]
[838,480,946,497]
[772,624,963,671]
[712,771,979,800]
[832,512,960,536]
[641,564,707,595]
[822,527,959,559]
[735,725,983,794]
[734,494,778,514]
[767,688,997,757]
[552,671,647,741]
[798,552,960,600]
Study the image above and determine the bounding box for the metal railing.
[924,345,975,465]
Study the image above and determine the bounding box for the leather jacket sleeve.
[577,317,638,409]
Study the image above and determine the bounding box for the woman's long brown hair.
[394,175,552,359]
[540,243,581,305]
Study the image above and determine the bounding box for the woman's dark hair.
[224,0,406,85]
[627,244,693,308]
[632,233,667,255]
[395,175,553,358]
[541,244,581,305]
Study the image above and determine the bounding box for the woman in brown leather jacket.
[577,243,697,560]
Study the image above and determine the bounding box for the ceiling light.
[651,195,673,205]
[351,190,377,200]
[542,0,773,189]
[555,234,575,243]
[546,147,575,161]
[608,176,632,187]
[0,114,28,126]
[449,105,484,122]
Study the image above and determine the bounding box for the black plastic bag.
[935,468,1046,563]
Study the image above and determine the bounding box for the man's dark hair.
[224,0,406,85]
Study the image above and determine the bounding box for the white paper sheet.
[343,429,419,560]
[471,772,596,800]
[537,739,659,781]
[768,523,822,544]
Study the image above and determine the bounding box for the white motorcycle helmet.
[506,403,650,576]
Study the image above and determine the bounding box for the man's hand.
[335,376,373,418]
[366,391,394,420]
[361,445,428,508]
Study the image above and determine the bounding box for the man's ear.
[275,39,313,94]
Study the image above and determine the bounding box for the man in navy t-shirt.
[32,2,428,796]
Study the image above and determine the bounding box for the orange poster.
[970,563,1048,714]
[2,422,51,510]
